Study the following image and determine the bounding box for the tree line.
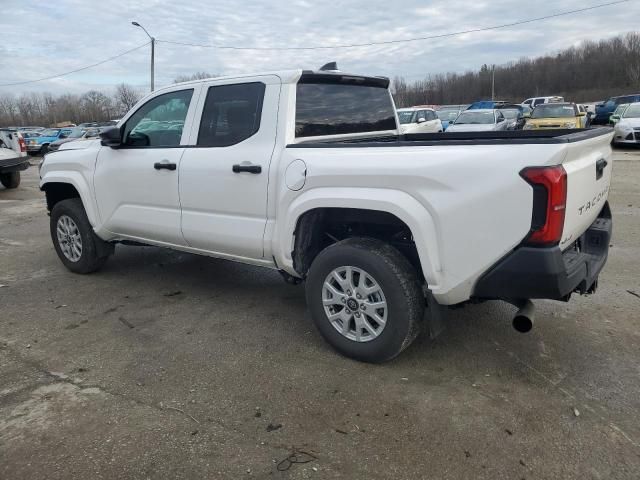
[0,73,216,128]
[393,32,640,107]
[2,32,639,126]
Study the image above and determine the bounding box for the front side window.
[123,89,193,147]
[197,82,265,147]
[296,81,396,137]
[533,98,546,106]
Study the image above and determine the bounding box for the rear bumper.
[473,202,612,301]
[0,157,30,174]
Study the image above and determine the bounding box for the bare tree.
[114,83,142,116]
[173,72,216,83]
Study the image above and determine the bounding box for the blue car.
[593,94,640,125]
[25,128,74,154]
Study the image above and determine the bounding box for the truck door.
[94,87,198,245]
[179,76,280,260]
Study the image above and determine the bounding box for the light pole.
[491,64,495,101]
[132,21,154,92]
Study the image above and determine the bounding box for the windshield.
[531,105,576,119]
[623,104,640,118]
[454,111,495,125]
[397,111,417,124]
[501,109,520,120]
[437,110,460,122]
[40,129,60,136]
[68,129,85,138]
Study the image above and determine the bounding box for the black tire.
[0,171,20,189]
[306,237,424,363]
[50,198,112,273]
[40,144,49,154]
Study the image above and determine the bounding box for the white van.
[522,96,564,108]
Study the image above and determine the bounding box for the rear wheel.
[306,237,424,362]
[50,198,112,273]
[0,171,20,189]
[40,144,49,155]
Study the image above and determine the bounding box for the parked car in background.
[524,103,586,130]
[521,96,564,108]
[397,107,443,134]
[25,127,73,154]
[0,129,28,189]
[577,104,594,127]
[500,108,526,130]
[593,94,640,125]
[435,108,462,130]
[446,109,509,132]
[612,102,640,145]
[49,127,104,152]
[609,103,630,126]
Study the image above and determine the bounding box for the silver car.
[446,109,510,133]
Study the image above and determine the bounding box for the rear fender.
[275,187,442,290]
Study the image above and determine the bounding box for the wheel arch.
[276,188,441,289]
[41,173,100,227]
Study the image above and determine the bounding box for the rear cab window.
[295,73,397,139]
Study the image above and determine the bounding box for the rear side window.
[295,82,396,137]
[198,82,265,147]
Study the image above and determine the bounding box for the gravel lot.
[1,149,640,479]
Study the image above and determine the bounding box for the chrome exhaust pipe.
[512,299,535,333]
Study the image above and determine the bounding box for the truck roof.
[167,68,390,91]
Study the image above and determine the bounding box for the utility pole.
[132,21,155,92]
[491,64,495,101]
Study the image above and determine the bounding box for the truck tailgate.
[560,130,613,250]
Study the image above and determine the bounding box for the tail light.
[18,136,26,153]
[520,165,567,246]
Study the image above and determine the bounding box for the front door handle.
[232,164,262,174]
[154,162,176,171]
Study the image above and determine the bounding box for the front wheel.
[305,237,424,362]
[0,171,20,189]
[50,198,112,273]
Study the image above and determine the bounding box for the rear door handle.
[154,162,176,171]
[232,164,262,174]
[596,158,608,180]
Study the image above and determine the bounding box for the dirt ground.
[1,149,639,479]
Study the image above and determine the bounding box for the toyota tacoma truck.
[39,66,613,362]
[0,129,29,189]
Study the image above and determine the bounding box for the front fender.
[40,171,100,228]
[273,187,442,291]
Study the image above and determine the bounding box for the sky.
[1,0,638,96]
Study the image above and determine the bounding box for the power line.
[0,42,150,87]
[156,0,633,51]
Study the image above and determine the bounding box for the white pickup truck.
[40,67,613,362]
[0,129,29,189]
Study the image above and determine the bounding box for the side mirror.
[100,126,122,148]
[417,117,426,123]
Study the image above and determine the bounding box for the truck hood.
[58,139,101,151]
[446,123,497,132]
